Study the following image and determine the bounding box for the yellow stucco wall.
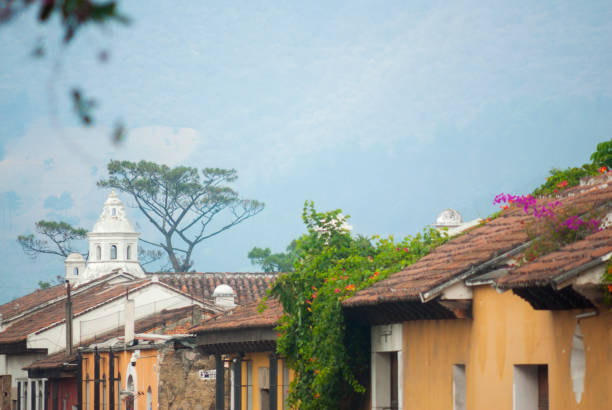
[82,348,159,410]
[401,286,612,410]
[240,352,291,410]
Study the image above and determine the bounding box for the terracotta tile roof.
[155,272,277,305]
[191,299,281,333]
[24,351,78,371]
[25,306,195,371]
[344,209,531,307]
[0,271,139,324]
[0,284,65,321]
[0,280,150,344]
[345,180,612,308]
[497,227,612,288]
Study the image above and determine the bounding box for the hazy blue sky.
[1,1,611,302]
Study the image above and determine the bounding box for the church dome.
[91,191,137,233]
[435,209,463,226]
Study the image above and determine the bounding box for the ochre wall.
[401,286,612,410]
[240,352,290,410]
[402,316,471,409]
[82,348,159,410]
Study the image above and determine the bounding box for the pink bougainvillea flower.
[334,288,340,293]
[561,215,585,231]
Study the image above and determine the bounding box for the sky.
[0,1,611,303]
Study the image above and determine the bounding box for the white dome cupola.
[77,190,145,284]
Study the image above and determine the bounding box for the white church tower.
[67,191,145,285]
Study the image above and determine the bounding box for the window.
[102,375,107,410]
[111,245,117,260]
[126,376,134,410]
[282,361,290,409]
[85,375,90,410]
[126,245,131,260]
[146,387,152,410]
[453,364,466,410]
[371,351,399,410]
[37,381,43,410]
[246,361,253,410]
[17,380,24,410]
[514,364,548,410]
[116,372,122,410]
[73,267,79,276]
[112,208,116,216]
[258,367,270,410]
[96,246,102,260]
[30,380,35,410]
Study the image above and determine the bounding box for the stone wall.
[158,344,219,410]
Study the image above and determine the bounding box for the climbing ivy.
[266,201,448,409]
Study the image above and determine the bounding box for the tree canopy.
[532,138,612,196]
[17,220,88,258]
[98,160,264,272]
[248,240,298,272]
[266,202,448,409]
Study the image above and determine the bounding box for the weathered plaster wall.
[400,286,612,410]
[3,353,47,388]
[158,345,216,410]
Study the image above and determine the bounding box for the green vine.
[266,201,448,409]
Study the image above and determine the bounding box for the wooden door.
[0,375,11,410]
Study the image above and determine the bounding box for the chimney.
[65,281,73,356]
[125,298,135,345]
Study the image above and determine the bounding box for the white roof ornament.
[435,209,464,227]
[212,284,234,297]
[213,284,235,309]
[91,190,136,234]
[434,208,481,237]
